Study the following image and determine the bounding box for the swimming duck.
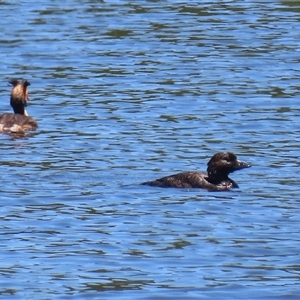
[0,79,37,133]
[141,152,251,191]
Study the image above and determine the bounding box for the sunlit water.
[0,1,300,299]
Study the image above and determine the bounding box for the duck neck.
[207,169,229,184]
[12,104,28,116]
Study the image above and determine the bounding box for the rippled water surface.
[1,1,300,299]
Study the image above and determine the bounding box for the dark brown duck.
[141,152,251,191]
[0,79,37,133]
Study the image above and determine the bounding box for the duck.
[141,152,251,191]
[0,79,37,133]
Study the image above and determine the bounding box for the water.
[0,0,300,299]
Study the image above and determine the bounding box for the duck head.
[9,79,30,116]
[207,152,251,179]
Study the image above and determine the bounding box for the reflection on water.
[0,1,300,299]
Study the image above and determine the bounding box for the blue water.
[0,1,300,299]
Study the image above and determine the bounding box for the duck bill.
[233,159,251,171]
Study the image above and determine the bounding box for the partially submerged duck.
[0,79,37,133]
[141,152,251,191]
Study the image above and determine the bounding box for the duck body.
[142,171,237,190]
[0,79,37,133]
[0,113,37,133]
[141,152,251,191]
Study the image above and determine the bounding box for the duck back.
[0,113,37,133]
[142,171,236,190]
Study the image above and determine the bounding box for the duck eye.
[226,154,235,162]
